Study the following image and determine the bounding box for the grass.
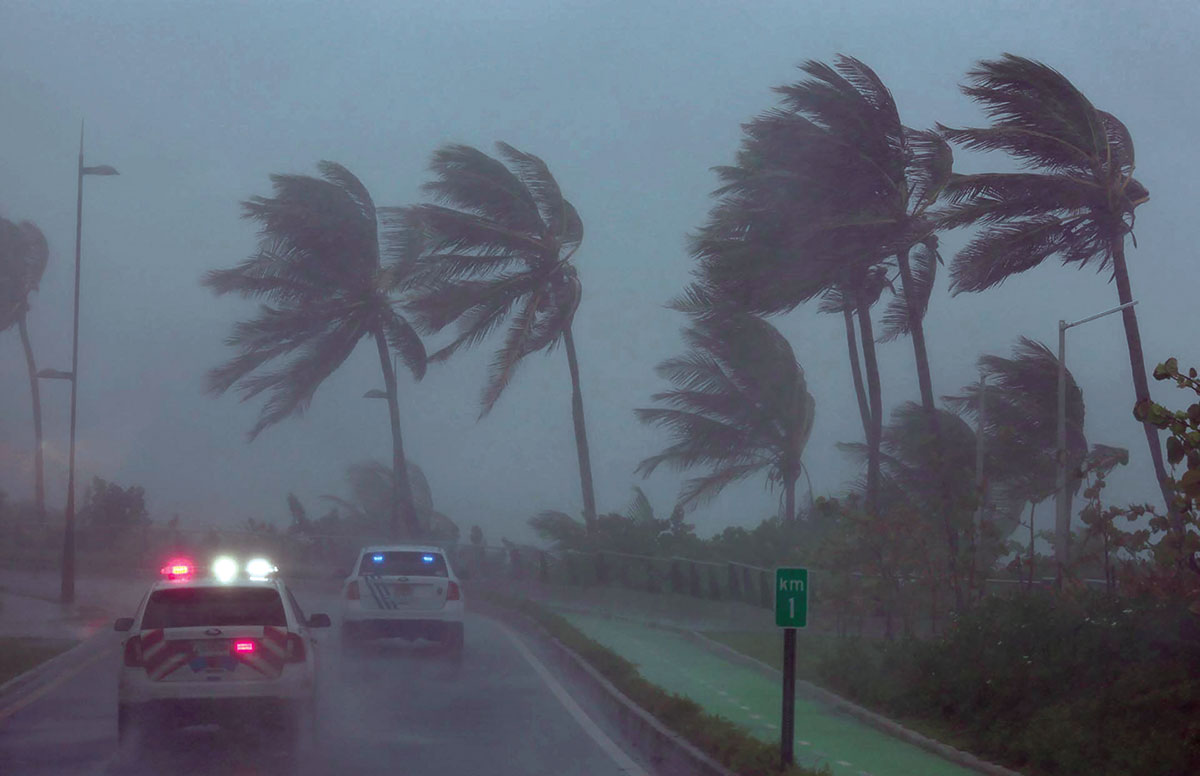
[0,637,78,686]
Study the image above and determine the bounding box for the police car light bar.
[245,558,277,581]
[160,558,195,581]
[212,556,239,584]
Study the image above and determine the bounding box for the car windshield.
[141,586,287,628]
[359,551,448,578]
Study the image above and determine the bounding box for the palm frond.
[381,309,427,380]
[422,144,544,234]
[878,237,939,342]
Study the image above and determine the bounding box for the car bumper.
[341,599,464,623]
[118,667,313,705]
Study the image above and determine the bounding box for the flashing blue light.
[372,554,384,563]
[422,554,435,563]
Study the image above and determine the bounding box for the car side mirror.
[113,617,134,632]
[308,613,332,629]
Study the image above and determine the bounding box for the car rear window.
[359,551,448,577]
[141,586,287,628]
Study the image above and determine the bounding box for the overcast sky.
[2,0,1197,546]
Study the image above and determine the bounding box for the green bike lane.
[561,612,977,776]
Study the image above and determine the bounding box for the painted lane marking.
[495,621,647,775]
[0,647,115,725]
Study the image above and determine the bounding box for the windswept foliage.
[636,312,815,520]
[0,217,50,521]
[204,162,425,537]
[939,53,1174,530]
[393,143,598,529]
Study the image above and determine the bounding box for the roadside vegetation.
[0,637,77,687]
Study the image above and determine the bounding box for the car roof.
[147,578,284,593]
[359,544,446,554]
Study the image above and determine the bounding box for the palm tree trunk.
[373,330,420,539]
[18,315,45,522]
[854,288,883,517]
[843,306,872,440]
[562,326,598,532]
[1112,240,1179,535]
[783,472,797,522]
[1028,501,1037,589]
[897,246,963,609]
[895,248,937,412]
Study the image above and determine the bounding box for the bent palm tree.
[205,162,426,538]
[391,143,597,531]
[0,218,50,522]
[938,54,1173,532]
[944,337,1087,573]
[636,311,815,521]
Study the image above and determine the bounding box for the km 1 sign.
[775,567,808,628]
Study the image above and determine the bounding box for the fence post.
[689,561,702,598]
[709,566,722,600]
[728,563,741,601]
[742,566,752,605]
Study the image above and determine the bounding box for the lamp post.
[1054,300,1138,587]
[61,122,119,604]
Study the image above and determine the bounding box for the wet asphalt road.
[0,588,646,776]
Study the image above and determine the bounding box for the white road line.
[495,621,647,776]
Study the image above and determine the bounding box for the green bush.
[815,593,1200,775]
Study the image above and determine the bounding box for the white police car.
[340,545,464,654]
[114,556,330,755]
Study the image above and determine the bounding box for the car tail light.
[123,636,143,667]
[346,581,360,600]
[446,581,461,601]
[286,633,306,663]
[233,639,256,654]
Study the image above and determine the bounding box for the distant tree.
[322,460,458,542]
[469,525,484,546]
[79,477,150,542]
[944,337,1087,578]
[938,54,1174,535]
[636,310,815,522]
[391,143,597,531]
[0,217,50,523]
[204,162,426,539]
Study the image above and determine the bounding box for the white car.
[114,557,330,754]
[340,545,464,653]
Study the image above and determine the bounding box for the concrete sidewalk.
[0,568,148,643]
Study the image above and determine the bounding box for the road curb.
[471,599,738,776]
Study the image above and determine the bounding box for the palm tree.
[937,54,1174,534]
[0,217,50,523]
[390,143,597,531]
[322,460,459,542]
[204,162,426,538]
[944,337,1087,579]
[692,56,953,522]
[635,310,815,521]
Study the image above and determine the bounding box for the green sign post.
[775,567,808,627]
[775,567,809,767]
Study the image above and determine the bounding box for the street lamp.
[60,121,119,604]
[1054,300,1138,586]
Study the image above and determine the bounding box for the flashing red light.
[160,558,195,581]
[233,640,256,654]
